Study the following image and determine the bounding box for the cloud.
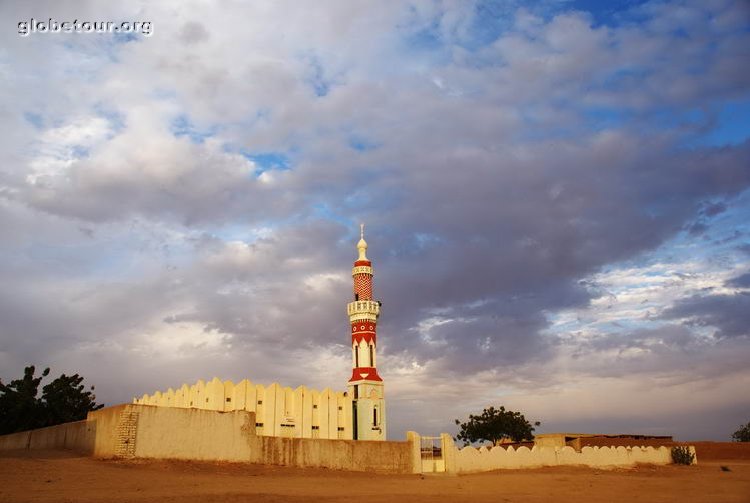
[0,0,749,440]
[661,292,750,339]
[726,271,750,289]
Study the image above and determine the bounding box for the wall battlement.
[446,437,696,473]
[133,378,353,440]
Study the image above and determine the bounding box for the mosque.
[2,227,696,472]
[134,225,387,441]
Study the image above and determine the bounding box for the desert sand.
[1,448,748,503]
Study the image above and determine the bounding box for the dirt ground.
[1,449,748,503]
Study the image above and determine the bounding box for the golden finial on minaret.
[357,223,368,260]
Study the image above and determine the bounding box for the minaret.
[347,224,386,440]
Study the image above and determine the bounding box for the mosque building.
[135,226,386,441]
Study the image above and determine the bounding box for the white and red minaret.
[347,224,386,440]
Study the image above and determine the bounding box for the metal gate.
[420,436,445,473]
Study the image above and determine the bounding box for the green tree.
[41,373,104,427]
[455,406,540,446]
[0,366,49,434]
[732,422,750,442]
[0,366,103,435]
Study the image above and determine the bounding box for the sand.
[1,449,748,503]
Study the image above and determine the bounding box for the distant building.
[535,433,674,450]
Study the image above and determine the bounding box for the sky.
[1,0,749,442]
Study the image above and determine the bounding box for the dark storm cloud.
[355,138,750,377]
[585,325,700,353]
[166,220,353,345]
[661,292,750,339]
[556,323,750,386]
[702,201,728,218]
[726,272,750,289]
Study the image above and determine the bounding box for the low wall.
[0,430,30,450]
[0,404,416,474]
[133,406,256,462]
[257,435,413,472]
[687,441,750,461]
[446,435,696,473]
[0,420,94,453]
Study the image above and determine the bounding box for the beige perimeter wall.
[442,436,697,473]
[0,420,94,453]
[0,404,416,474]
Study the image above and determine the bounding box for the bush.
[671,446,695,465]
[731,422,750,442]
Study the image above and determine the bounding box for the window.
[226,397,231,403]
[373,407,378,425]
[354,385,358,399]
[313,404,318,409]
[257,400,263,405]
[256,422,264,427]
[337,427,345,431]
[369,345,374,366]
[312,426,319,430]
[355,348,359,367]
[355,293,359,301]
[338,406,342,411]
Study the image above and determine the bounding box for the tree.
[0,366,49,434]
[0,366,103,435]
[41,373,104,427]
[732,422,750,442]
[455,406,540,446]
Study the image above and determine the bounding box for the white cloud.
[27,116,113,184]
[0,0,748,441]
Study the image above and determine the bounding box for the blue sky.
[1,0,749,441]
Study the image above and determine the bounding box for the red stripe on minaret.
[349,367,383,382]
[352,332,376,344]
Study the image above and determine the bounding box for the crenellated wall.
[444,436,696,473]
[133,378,352,440]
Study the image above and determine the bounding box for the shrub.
[671,446,695,465]
[731,422,750,442]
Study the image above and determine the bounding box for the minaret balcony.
[352,265,373,276]
[347,300,380,318]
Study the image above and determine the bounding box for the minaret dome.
[357,223,368,261]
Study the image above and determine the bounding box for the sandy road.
[1,449,748,503]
